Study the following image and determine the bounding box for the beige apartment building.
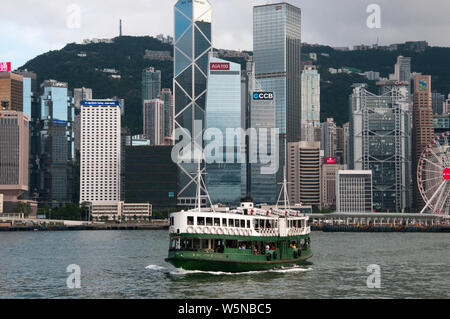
[287,141,321,208]
[0,111,29,201]
[321,163,347,210]
[412,75,434,209]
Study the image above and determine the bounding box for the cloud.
[1,0,450,67]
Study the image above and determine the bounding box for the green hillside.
[20,37,450,132]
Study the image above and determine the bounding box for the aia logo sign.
[210,63,230,71]
[443,168,450,181]
[0,62,11,72]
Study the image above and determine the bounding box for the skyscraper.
[0,111,29,203]
[336,170,373,213]
[321,163,347,210]
[412,75,434,210]
[38,80,74,206]
[394,56,411,96]
[143,99,165,145]
[16,70,39,200]
[253,2,302,192]
[322,118,337,160]
[174,0,212,205]
[0,72,23,111]
[16,70,37,119]
[160,88,174,145]
[80,100,121,205]
[205,55,242,205]
[142,67,161,102]
[287,141,321,207]
[249,90,278,204]
[350,83,412,212]
[73,87,93,152]
[432,92,445,115]
[301,66,320,142]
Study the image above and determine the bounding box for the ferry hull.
[165,250,313,273]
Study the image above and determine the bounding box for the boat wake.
[145,264,313,276]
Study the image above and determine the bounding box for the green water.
[0,230,448,298]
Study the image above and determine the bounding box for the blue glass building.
[205,56,242,205]
[38,80,74,206]
[142,67,161,102]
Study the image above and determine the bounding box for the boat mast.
[276,140,291,212]
[194,159,216,213]
[196,161,202,213]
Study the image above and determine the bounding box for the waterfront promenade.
[1,213,449,232]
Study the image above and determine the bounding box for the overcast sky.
[1,0,450,68]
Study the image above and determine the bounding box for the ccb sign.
[253,92,274,101]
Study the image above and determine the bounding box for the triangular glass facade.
[174,0,212,200]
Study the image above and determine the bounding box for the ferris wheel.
[417,131,450,215]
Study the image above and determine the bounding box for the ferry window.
[235,219,240,228]
[170,217,174,226]
[214,218,220,226]
[206,218,213,226]
[182,239,193,250]
[240,220,245,228]
[197,217,205,226]
[202,239,209,250]
[187,216,194,226]
[193,238,201,250]
[229,219,234,227]
[226,240,238,249]
[247,220,251,228]
[259,220,265,228]
[222,219,227,227]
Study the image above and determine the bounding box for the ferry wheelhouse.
[165,165,313,272]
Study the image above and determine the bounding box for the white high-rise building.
[74,88,93,152]
[301,66,320,141]
[80,100,121,205]
[322,118,337,159]
[336,170,373,213]
[143,99,165,145]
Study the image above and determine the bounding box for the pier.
[309,212,450,232]
[0,216,169,232]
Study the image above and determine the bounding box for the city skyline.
[3,0,450,68]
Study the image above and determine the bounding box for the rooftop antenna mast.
[120,19,123,37]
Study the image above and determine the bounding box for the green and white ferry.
[165,165,313,272]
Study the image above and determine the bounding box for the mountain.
[20,36,450,133]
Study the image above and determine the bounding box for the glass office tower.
[38,80,74,206]
[301,66,320,142]
[142,67,161,102]
[253,3,302,192]
[205,56,242,205]
[174,0,212,206]
[349,84,412,212]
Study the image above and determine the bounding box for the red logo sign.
[0,62,11,72]
[326,157,336,164]
[443,168,450,181]
[210,63,230,71]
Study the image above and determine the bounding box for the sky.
[1,0,450,68]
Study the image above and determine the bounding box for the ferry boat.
[165,164,313,272]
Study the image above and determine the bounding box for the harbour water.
[0,230,448,299]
